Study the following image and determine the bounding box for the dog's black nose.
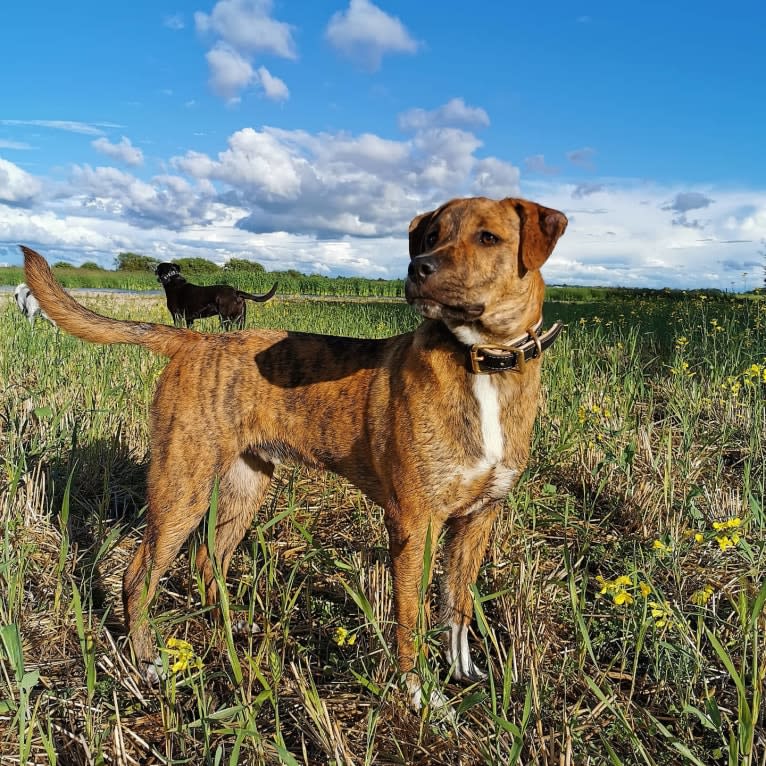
[409,255,438,283]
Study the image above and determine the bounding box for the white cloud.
[69,164,217,229]
[91,136,144,167]
[4,175,765,287]
[195,0,296,58]
[524,154,560,175]
[0,139,32,150]
[410,128,484,191]
[205,43,255,102]
[0,206,121,253]
[3,102,765,289]
[163,13,185,30]
[472,157,521,199]
[398,98,490,132]
[0,157,42,205]
[309,130,410,174]
[572,182,606,198]
[663,191,714,213]
[0,119,121,136]
[661,191,715,229]
[567,146,596,170]
[170,115,517,238]
[172,127,304,199]
[195,0,295,102]
[529,180,766,288]
[325,0,418,70]
[257,66,289,102]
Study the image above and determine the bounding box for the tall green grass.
[0,264,406,297]
[0,289,763,764]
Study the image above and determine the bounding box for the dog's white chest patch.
[472,375,504,464]
[459,374,518,502]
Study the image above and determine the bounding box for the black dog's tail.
[237,283,278,303]
[22,246,196,358]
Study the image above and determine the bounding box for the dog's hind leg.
[195,451,274,611]
[440,503,500,683]
[122,463,216,670]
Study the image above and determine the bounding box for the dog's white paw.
[144,656,166,685]
[231,618,261,636]
[445,621,488,684]
[405,673,456,721]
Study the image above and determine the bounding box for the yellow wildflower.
[712,517,741,531]
[652,539,672,555]
[596,575,610,595]
[713,516,742,532]
[333,627,356,647]
[690,585,714,605]
[671,361,695,377]
[742,364,763,386]
[694,532,704,544]
[639,582,651,597]
[163,637,202,674]
[649,601,676,630]
[716,535,734,552]
[596,575,636,606]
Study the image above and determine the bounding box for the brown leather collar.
[467,319,564,374]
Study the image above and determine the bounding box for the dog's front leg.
[440,503,500,683]
[385,509,446,708]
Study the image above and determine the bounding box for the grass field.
[0,289,764,765]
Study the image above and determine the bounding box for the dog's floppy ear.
[504,198,567,274]
[408,210,437,257]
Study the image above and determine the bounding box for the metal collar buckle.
[469,343,525,374]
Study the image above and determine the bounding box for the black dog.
[156,263,278,329]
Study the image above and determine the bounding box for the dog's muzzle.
[405,252,485,321]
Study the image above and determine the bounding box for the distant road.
[0,285,163,296]
[0,285,405,302]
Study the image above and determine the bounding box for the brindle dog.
[23,195,566,708]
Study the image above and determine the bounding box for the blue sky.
[1,0,764,288]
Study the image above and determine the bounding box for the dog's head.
[155,262,183,285]
[405,197,567,341]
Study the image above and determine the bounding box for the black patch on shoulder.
[253,332,388,388]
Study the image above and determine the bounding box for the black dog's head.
[155,262,183,286]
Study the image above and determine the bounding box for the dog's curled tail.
[238,283,279,303]
[22,246,194,357]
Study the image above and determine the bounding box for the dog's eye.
[479,231,499,246]
[425,230,439,249]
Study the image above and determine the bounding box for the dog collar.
[467,319,564,374]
